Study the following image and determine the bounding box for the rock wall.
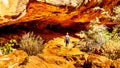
[0,0,28,18]
[0,50,28,68]
[0,0,119,27]
[37,0,84,7]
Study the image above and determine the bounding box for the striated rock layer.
[37,0,84,7]
[0,0,119,28]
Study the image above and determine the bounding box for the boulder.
[37,0,84,7]
[111,58,120,68]
[0,0,28,19]
[21,55,75,68]
[83,54,112,68]
[0,50,28,68]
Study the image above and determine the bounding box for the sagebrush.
[102,5,120,22]
[102,25,120,60]
[74,17,120,59]
[19,32,44,55]
[75,18,110,52]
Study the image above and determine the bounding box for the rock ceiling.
[0,0,119,28]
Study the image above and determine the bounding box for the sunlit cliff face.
[0,0,28,17]
[37,0,103,8]
[37,0,83,7]
[2,0,9,7]
[0,0,119,27]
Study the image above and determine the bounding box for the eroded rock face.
[111,59,120,68]
[84,54,112,68]
[37,0,103,8]
[0,50,28,68]
[0,0,28,18]
[19,55,75,68]
[37,0,84,7]
[0,0,119,28]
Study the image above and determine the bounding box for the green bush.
[102,25,120,60]
[0,47,3,55]
[19,32,44,56]
[2,39,17,54]
[102,5,120,22]
[75,18,110,52]
[111,25,120,41]
[102,40,120,60]
[113,5,120,14]
[75,18,120,59]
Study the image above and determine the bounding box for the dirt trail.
[43,36,84,56]
[50,36,80,48]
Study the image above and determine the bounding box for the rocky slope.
[0,50,27,68]
[1,37,120,68]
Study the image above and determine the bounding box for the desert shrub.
[111,25,120,41]
[113,5,120,22]
[75,18,110,52]
[102,25,120,60]
[102,5,120,22]
[19,32,44,56]
[77,39,99,52]
[102,40,120,60]
[113,5,120,14]
[2,39,17,54]
[88,18,110,45]
[0,47,3,55]
[75,17,120,59]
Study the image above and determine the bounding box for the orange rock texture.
[0,0,119,28]
[0,50,28,68]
